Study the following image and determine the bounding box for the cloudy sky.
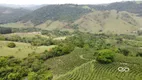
[0,0,137,5]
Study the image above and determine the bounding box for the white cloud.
[0,0,134,5]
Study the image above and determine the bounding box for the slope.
[89,1,142,16]
[74,10,142,34]
[20,4,92,26]
[0,6,31,24]
[56,61,142,80]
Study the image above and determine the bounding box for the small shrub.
[7,42,16,48]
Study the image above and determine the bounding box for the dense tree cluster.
[0,27,12,34]
[118,48,130,56]
[12,28,41,33]
[96,49,115,64]
[3,35,54,46]
[30,36,54,46]
[65,32,112,50]
[41,30,70,37]
[0,56,52,80]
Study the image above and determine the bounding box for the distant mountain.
[88,1,142,16]
[0,6,31,24]
[1,1,142,34]
[20,4,92,26]
[0,4,44,10]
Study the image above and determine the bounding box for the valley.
[0,1,142,80]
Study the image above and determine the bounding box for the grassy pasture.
[53,36,67,40]
[0,41,55,58]
[0,22,34,28]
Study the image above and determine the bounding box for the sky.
[0,0,137,5]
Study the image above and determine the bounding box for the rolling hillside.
[20,4,92,26]
[0,6,31,24]
[89,1,142,16]
[74,10,142,34]
[1,1,142,34]
[56,61,142,80]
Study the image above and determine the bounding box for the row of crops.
[56,61,142,80]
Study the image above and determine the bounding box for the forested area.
[0,27,12,34]
[20,4,91,25]
[0,7,30,24]
[89,1,142,16]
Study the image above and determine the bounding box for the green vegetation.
[1,2,142,80]
[118,48,130,56]
[56,61,142,80]
[1,31,142,80]
[0,6,30,24]
[1,4,142,34]
[96,49,115,64]
[21,4,91,25]
[0,55,52,80]
[0,41,55,58]
[0,27,12,34]
[89,1,142,16]
[7,42,16,48]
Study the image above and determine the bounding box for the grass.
[0,41,55,58]
[75,10,140,34]
[0,22,34,28]
[36,20,66,30]
[53,36,67,40]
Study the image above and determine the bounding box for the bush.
[7,42,16,48]
[50,43,75,56]
[118,48,129,56]
[96,49,115,64]
[136,51,142,57]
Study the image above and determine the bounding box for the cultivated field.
[56,61,142,80]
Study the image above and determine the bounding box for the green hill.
[89,1,142,16]
[74,10,142,34]
[20,4,91,26]
[0,6,31,24]
[33,10,142,34]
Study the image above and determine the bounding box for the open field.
[0,41,55,58]
[0,22,34,28]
